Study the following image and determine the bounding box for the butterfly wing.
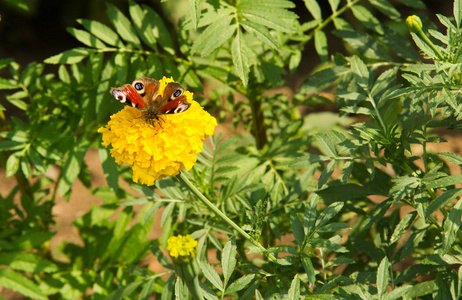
[110,77,160,110]
[159,82,191,114]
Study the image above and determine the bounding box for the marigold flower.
[98,77,217,186]
[167,234,198,263]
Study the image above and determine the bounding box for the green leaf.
[318,160,336,188]
[225,274,255,295]
[390,211,417,245]
[189,0,202,29]
[107,280,144,300]
[328,0,340,12]
[304,194,318,236]
[0,252,58,273]
[0,268,47,300]
[317,183,378,202]
[77,19,123,47]
[129,2,158,51]
[106,3,142,48]
[351,238,385,262]
[44,48,93,64]
[426,188,462,216]
[98,144,119,192]
[443,197,462,253]
[67,27,106,48]
[232,30,250,86]
[161,275,175,300]
[301,254,316,286]
[438,152,462,166]
[303,0,322,20]
[5,152,21,177]
[239,5,297,33]
[288,274,300,300]
[350,55,370,93]
[369,0,400,20]
[315,132,338,157]
[314,30,328,62]
[222,238,237,287]
[199,260,223,291]
[335,30,391,60]
[59,138,90,196]
[351,5,384,34]
[0,78,17,89]
[316,202,343,228]
[455,0,462,28]
[289,210,305,246]
[425,175,462,189]
[240,20,278,49]
[191,15,235,56]
[377,257,390,299]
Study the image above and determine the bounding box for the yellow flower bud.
[167,235,198,263]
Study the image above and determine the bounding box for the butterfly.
[110,77,191,122]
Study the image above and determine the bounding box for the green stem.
[177,172,277,262]
[414,28,444,61]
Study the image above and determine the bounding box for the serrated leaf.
[303,0,322,20]
[67,27,106,48]
[106,3,142,48]
[225,274,255,295]
[288,274,300,300]
[59,138,90,196]
[426,188,462,216]
[377,257,390,299]
[232,31,250,86]
[443,197,462,253]
[240,20,278,49]
[191,15,235,56]
[222,239,237,287]
[240,8,296,33]
[425,175,462,189]
[44,48,93,64]
[304,194,318,236]
[0,268,47,300]
[199,260,223,291]
[439,152,462,166]
[350,55,370,93]
[314,30,328,62]
[77,19,123,47]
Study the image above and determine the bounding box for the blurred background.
[0,0,453,71]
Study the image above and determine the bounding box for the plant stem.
[178,172,277,262]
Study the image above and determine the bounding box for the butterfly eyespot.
[134,82,144,91]
[173,89,183,98]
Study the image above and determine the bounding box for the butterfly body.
[110,77,190,123]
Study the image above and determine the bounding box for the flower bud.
[406,15,423,33]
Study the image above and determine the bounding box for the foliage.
[1,0,462,299]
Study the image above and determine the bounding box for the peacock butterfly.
[110,77,191,122]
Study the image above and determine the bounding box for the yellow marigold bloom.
[98,77,217,186]
[167,235,198,263]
